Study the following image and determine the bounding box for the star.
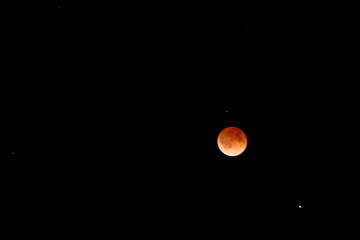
[298,205,302,209]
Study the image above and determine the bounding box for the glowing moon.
[217,126,247,157]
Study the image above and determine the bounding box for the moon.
[217,126,248,157]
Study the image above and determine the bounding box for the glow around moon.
[217,126,247,157]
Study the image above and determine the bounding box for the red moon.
[217,126,247,157]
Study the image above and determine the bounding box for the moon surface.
[217,126,247,157]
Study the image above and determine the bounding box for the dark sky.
[12,1,357,239]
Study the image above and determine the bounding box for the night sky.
[13,1,357,239]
